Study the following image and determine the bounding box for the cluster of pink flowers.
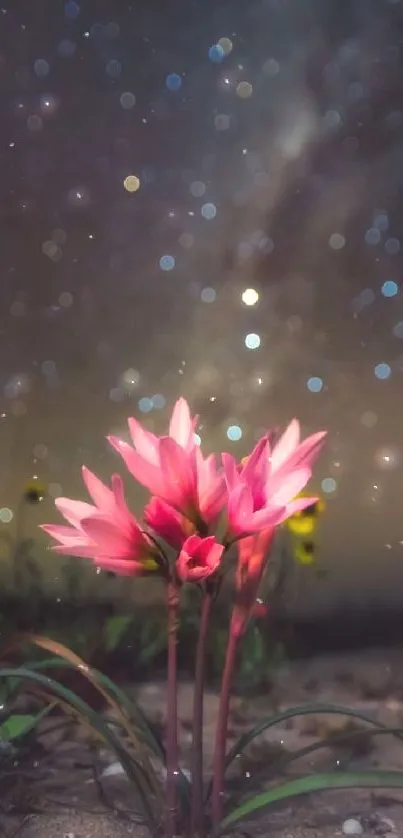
[42,398,326,625]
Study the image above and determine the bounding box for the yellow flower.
[285,493,325,566]
[285,496,325,537]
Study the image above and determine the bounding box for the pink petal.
[159,436,197,509]
[176,534,223,581]
[51,544,97,558]
[248,505,287,532]
[176,554,195,582]
[55,498,96,528]
[94,557,143,576]
[222,453,239,491]
[41,523,80,542]
[270,420,300,472]
[169,398,197,450]
[284,496,319,516]
[80,515,139,555]
[180,533,201,553]
[185,565,211,581]
[196,450,226,523]
[242,438,270,510]
[237,529,273,586]
[111,474,138,526]
[128,417,160,466]
[204,539,225,569]
[242,436,269,484]
[234,528,276,636]
[41,524,89,548]
[227,483,254,535]
[144,497,187,549]
[199,477,227,524]
[81,467,114,513]
[108,435,166,496]
[192,534,217,560]
[195,450,214,492]
[287,430,327,471]
[267,466,312,508]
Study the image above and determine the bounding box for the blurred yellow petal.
[286,516,316,536]
[141,557,160,571]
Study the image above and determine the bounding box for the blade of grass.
[219,770,403,832]
[222,726,403,814]
[206,701,403,800]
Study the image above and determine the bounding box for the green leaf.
[219,770,403,831]
[225,702,403,774]
[0,707,52,741]
[0,666,160,827]
[103,615,133,653]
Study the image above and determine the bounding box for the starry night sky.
[1,0,403,614]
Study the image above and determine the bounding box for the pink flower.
[108,398,226,526]
[231,528,275,637]
[176,534,224,583]
[41,466,159,576]
[144,496,190,550]
[223,420,327,537]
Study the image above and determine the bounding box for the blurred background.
[1,0,403,634]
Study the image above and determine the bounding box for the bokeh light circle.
[321,477,337,494]
[159,254,175,271]
[381,280,398,297]
[245,333,261,350]
[374,363,391,380]
[241,288,259,306]
[307,376,323,393]
[166,73,182,91]
[123,175,140,192]
[226,425,242,441]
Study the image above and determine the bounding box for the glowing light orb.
[166,73,182,91]
[381,280,398,297]
[245,333,261,350]
[307,376,323,393]
[123,175,140,192]
[159,254,175,271]
[227,425,242,441]
[208,44,225,63]
[374,363,391,380]
[321,477,337,494]
[241,288,259,306]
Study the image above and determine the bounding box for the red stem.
[166,582,180,838]
[191,590,213,837]
[211,622,240,830]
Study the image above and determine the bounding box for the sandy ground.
[4,646,403,838]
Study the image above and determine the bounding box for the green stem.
[211,621,240,829]
[191,590,213,837]
[166,582,180,838]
